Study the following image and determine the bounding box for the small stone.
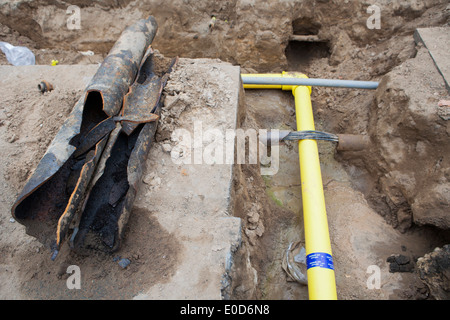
[255,221,265,237]
[9,218,15,223]
[247,211,260,224]
[162,143,172,153]
[245,229,258,246]
[142,172,156,185]
[7,134,17,143]
[118,258,131,269]
[164,94,180,110]
[212,245,224,252]
[150,176,161,187]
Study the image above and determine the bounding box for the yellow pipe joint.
[241,71,312,94]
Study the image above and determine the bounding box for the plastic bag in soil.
[0,41,35,66]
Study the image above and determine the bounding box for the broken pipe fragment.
[71,113,159,159]
[71,52,179,254]
[336,134,371,152]
[11,16,160,260]
[38,80,53,93]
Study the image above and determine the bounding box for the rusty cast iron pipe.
[336,134,371,152]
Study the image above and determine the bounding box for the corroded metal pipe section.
[336,134,371,152]
[84,16,158,117]
[70,53,177,254]
[11,16,160,257]
[38,80,53,93]
[121,47,165,136]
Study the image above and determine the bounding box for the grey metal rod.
[241,76,379,90]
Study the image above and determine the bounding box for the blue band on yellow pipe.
[307,252,334,270]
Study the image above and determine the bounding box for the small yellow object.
[51,60,59,66]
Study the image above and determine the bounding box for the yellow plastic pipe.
[241,73,282,89]
[241,72,299,91]
[242,72,337,300]
[292,78,337,300]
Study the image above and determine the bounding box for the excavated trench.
[240,33,450,299]
[1,0,449,300]
[151,15,450,299]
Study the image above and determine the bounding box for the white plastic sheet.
[0,41,35,66]
[282,241,308,285]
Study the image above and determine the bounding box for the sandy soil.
[0,0,449,300]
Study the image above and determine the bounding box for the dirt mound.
[348,45,450,231]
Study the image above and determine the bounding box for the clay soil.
[0,0,449,300]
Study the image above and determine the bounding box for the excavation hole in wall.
[292,17,321,35]
[285,40,330,71]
